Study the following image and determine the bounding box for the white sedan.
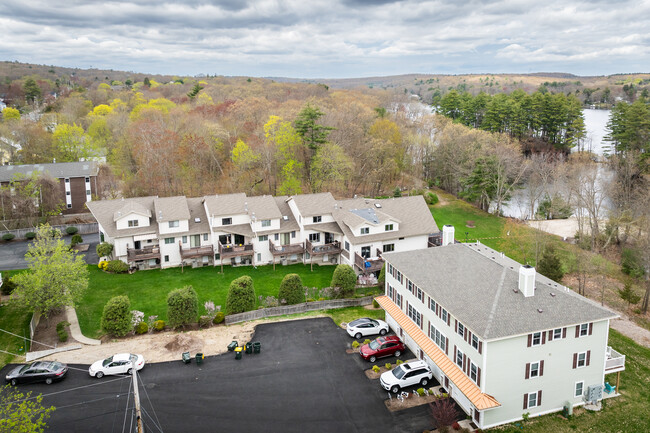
[89,353,145,378]
[346,318,389,339]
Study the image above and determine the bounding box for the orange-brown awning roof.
[375,295,500,411]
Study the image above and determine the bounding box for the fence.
[225,296,374,325]
[0,222,98,240]
[28,312,41,352]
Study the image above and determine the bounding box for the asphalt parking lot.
[2,318,434,433]
[0,237,99,271]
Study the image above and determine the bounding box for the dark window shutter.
[573,353,577,369]
[477,367,481,386]
[455,320,458,333]
[523,394,528,410]
[542,332,546,344]
[575,326,580,338]
[445,337,449,355]
[586,350,591,366]
[562,327,567,338]
[538,390,542,406]
[527,334,532,347]
[428,325,431,338]
[540,360,544,376]
[463,354,466,371]
[478,341,483,354]
[548,330,553,341]
[454,346,457,362]
[447,314,450,326]
[436,304,439,316]
[588,323,593,335]
[525,363,530,379]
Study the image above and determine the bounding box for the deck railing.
[306,239,341,255]
[127,245,161,262]
[605,346,626,372]
[218,241,254,258]
[179,243,214,260]
[268,239,304,256]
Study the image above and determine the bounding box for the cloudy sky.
[1,0,648,78]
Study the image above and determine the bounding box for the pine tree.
[536,245,564,282]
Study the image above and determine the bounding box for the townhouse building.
[87,192,438,272]
[376,226,625,429]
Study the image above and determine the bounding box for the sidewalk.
[65,306,101,346]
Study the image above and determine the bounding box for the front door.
[134,241,141,250]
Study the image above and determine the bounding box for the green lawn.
[0,301,32,368]
[497,329,649,433]
[79,264,337,338]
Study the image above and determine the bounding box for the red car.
[359,336,405,362]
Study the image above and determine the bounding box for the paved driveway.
[0,237,99,271]
[1,318,434,433]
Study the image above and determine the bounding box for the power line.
[138,375,163,432]
[0,348,25,358]
[0,326,57,350]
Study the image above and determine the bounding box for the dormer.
[155,196,190,234]
[347,207,400,236]
[114,200,152,230]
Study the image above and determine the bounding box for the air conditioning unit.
[586,384,602,404]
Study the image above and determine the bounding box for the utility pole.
[132,369,145,433]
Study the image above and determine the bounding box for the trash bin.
[234,346,243,360]
[253,342,261,354]
[182,352,191,364]
[227,340,238,352]
[245,342,252,354]
[195,353,204,365]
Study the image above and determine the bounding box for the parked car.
[346,318,389,339]
[359,336,405,362]
[89,353,145,378]
[380,360,433,393]
[5,361,68,386]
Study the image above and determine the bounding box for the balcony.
[127,245,161,262]
[268,239,304,256]
[179,243,214,260]
[354,251,384,275]
[218,241,254,259]
[306,239,341,256]
[604,346,625,373]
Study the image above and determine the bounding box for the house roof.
[274,196,300,233]
[186,197,211,235]
[203,193,247,217]
[0,161,99,182]
[376,295,501,411]
[87,197,157,239]
[214,223,254,238]
[303,222,344,235]
[247,195,282,221]
[334,196,438,244]
[153,196,190,223]
[383,243,618,340]
[113,200,152,221]
[289,193,336,217]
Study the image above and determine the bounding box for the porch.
[218,241,254,271]
[605,346,625,373]
[269,239,304,269]
[354,249,384,275]
[179,242,214,270]
[127,245,161,263]
[305,239,341,270]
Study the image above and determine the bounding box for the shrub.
[372,365,380,373]
[452,421,460,430]
[363,339,371,345]
[106,260,129,273]
[25,232,36,240]
[1,277,16,295]
[278,273,305,305]
[385,363,392,369]
[135,322,148,334]
[96,242,114,258]
[429,398,459,430]
[425,192,439,205]
[377,264,386,287]
[2,233,15,242]
[198,315,212,328]
[56,321,70,342]
[167,286,199,328]
[153,320,165,331]
[226,276,256,314]
[372,299,380,308]
[417,388,426,396]
[131,310,144,327]
[621,248,645,278]
[213,311,225,324]
[396,359,403,365]
[65,226,78,235]
[98,260,108,270]
[351,340,360,349]
[331,264,356,298]
[70,234,83,247]
[101,295,132,337]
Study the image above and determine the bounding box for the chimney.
[519,265,536,297]
[442,225,455,246]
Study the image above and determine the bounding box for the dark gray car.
[5,361,68,386]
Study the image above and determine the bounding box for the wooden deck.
[219,242,254,258]
[180,244,214,260]
[306,239,341,256]
[354,250,384,274]
[268,239,304,256]
[127,246,161,262]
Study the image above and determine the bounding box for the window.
[203,233,208,241]
[456,349,463,367]
[529,362,540,378]
[407,280,413,293]
[408,304,421,327]
[457,322,465,337]
[527,392,538,408]
[429,298,437,313]
[579,323,589,337]
[441,309,448,324]
[430,325,446,352]
[164,255,169,263]
[395,292,402,309]
[531,332,542,346]
[222,218,232,225]
[291,231,296,238]
[577,351,587,368]
[67,203,72,209]
[86,189,91,195]
[385,224,393,231]
[387,284,393,299]
[575,381,584,398]
[553,328,563,340]
[360,227,369,235]
[65,178,70,183]
[472,334,479,350]
[261,219,271,227]
[383,244,395,253]
[66,191,71,195]
[182,236,187,244]
[313,216,322,223]
[274,233,279,241]
[470,363,478,383]
[361,246,371,258]
[128,220,139,227]
[259,235,268,242]
[164,237,174,244]
[344,241,350,251]
[257,253,261,261]
[309,233,320,242]
[169,220,179,228]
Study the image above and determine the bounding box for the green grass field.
[79,264,337,337]
[0,302,32,367]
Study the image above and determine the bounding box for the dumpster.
[182,352,191,364]
[195,353,204,365]
[234,346,243,360]
[245,342,252,354]
[253,342,261,354]
[227,340,238,352]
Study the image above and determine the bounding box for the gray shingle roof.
[383,243,617,340]
[186,197,211,235]
[113,201,151,221]
[303,222,344,234]
[153,196,190,223]
[203,193,247,217]
[290,193,336,217]
[247,195,282,221]
[87,197,157,239]
[0,161,99,182]
[274,196,300,233]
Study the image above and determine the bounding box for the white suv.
[380,360,433,393]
